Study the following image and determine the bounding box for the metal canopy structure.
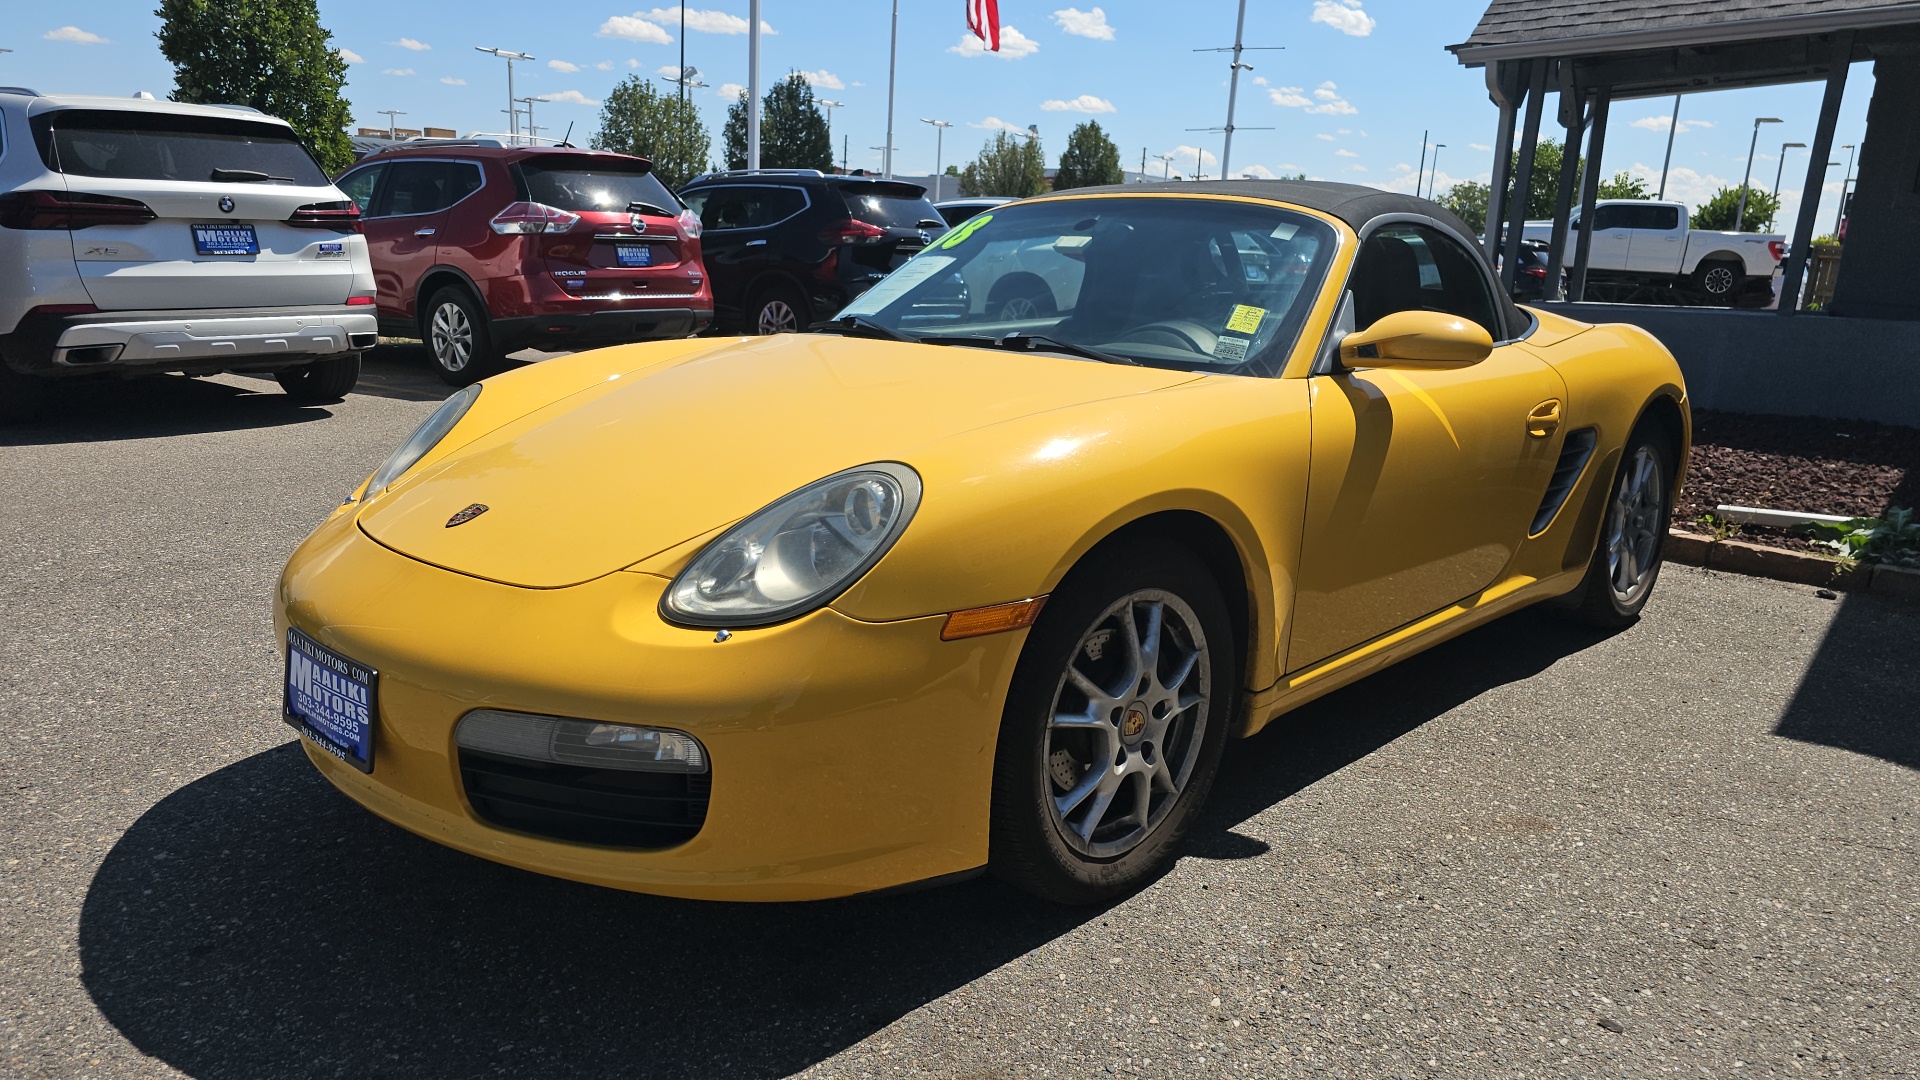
[1449,1,1920,319]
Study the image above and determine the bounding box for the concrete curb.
[1665,529,1918,602]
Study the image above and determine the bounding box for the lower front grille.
[458,750,711,849]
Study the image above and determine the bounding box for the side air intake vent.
[1530,427,1597,537]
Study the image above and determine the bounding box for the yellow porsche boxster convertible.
[277,181,1687,904]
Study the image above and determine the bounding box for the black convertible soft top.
[1041,179,1528,339]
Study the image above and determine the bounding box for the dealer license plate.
[284,627,377,772]
[193,224,260,256]
[615,244,653,267]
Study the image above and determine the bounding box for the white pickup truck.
[1521,199,1784,303]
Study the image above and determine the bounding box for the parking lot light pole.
[517,97,549,143]
[1772,141,1807,206]
[475,48,535,137]
[818,99,844,171]
[1656,94,1682,199]
[377,110,406,140]
[1427,144,1445,199]
[883,0,899,178]
[1156,152,1175,180]
[746,0,761,170]
[921,119,951,200]
[1735,117,1782,232]
[1834,142,1857,236]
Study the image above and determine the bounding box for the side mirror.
[1338,310,1493,370]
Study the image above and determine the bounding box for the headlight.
[359,384,481,500]
[662,462,922,627]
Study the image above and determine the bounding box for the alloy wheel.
[1605,445,1666,606]
[431,302,474,372]
[999,296,1042,320]
[1702,266,1735,295]
[756,300,799,334]
[1044,590,1211,859]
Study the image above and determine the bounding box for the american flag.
[967,0,1001,51]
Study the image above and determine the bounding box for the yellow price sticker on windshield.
[1225,305,1266,335]
[938,213,993,249]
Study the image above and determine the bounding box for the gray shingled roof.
[1452,0,1920,60]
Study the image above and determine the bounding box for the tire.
[423,287,496,385]
[988,273,1057,321]
[275,352,362,403]
[746,283,808,335]
[1564,428,1675,628]
[989,540,1237,905]
[0,364,49,424]
[1692,259,1743,304]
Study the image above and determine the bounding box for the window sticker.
[1225,304,1267,335]
[938,213,993,249]
[1213,336,1250,363]
[838,255,957,315]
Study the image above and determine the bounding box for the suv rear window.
[839,181,942,230]
[513,157,679,213]
[32,109,330,185]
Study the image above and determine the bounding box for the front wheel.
[275,352,362,403]
[747,284,808,335]
[989,541,1236,904]
[1565,429,1674,628]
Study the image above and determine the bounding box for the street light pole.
[377,109,407,139]
[1416,129,1428,197]
[746,0,761,170]
[678,3,687,106]
[517,97,549,142]
[475,48,535,137]
[1427,144,1445,199]
[1735,116,1782,232]
[1656,93,1682,200]
[1771,141,1806,215]
[884,0,899,178]
[921,118,951,200]
[1834,142,1857,236]
[1157,152,1175,180]
[818,99,843,172]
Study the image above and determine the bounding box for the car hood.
[357,335,1200,588]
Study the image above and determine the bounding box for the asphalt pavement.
[1,345,1915,1079]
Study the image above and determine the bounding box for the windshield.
[514,158,680,213]
[36,110,330,185]
[834,197,1337,374]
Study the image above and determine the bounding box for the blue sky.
[6,1,1873,229]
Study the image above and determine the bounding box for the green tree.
[1598,170,1651,200]
[1689,185,1783,232]
[155,0,353,173]
[1438,180,1491,234]
[721,72,831,171]
[1053,120,1122,191]
[593,75,711,189]
[958,131,1046,197]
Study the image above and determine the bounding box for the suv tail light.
[677,208,703,240]
[288,200,362,230]
[490,201,581,235]
[1767,240,1786,261]
[819,218,887,245]
[0,190,157,230]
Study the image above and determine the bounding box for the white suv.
[0,89,377,421]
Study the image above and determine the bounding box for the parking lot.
[2,347,1916,1079]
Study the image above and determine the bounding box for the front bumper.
[276,508,1026,901]
[1,304,378,376]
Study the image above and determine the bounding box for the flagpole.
[747,0,762,170]
[884,0,899,179]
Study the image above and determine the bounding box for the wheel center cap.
[1121,702,1147,741]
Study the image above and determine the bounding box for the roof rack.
[688,168,828,183]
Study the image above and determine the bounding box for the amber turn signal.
[940,596,1049,641]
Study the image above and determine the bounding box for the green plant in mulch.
[1808,507,1920,568]
[1696,513,1741,542]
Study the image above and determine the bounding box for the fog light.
[454,709,708,773]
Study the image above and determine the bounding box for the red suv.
[334,142,711,384]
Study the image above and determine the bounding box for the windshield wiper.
[921,332,1141,367]
[211,168,294,183]
[809,315,917,342]
[626,200,677,217]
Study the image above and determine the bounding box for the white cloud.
[799,69,845,90]
[391,37,431,51]
[549,59,581,73]
[1631,115,1714,134]
[1314,133,1335,142]
[599,15,672,43]
[545,89,601,107]
[1054,7,1114,40]
[382,67,416,76]
[1269,86,1311,109]
[628,58,641,68]
[1040,94,1115,114]
[1311,0,1375,36]
[949,26,1039,59]
[642,6,775,34]
[1167,145,1219,177]
[1392,163,1412,172]
[44,26,109,44]
[1308,81,1357,116]
[717,82,745,100]
[338,48,364,64]
[1252,75,1269,87]
[1336,128,1353,135]
[1468,142,1491,152]
[596,60,615,71]
[1335,148,1358,158]
[440,76,466,85]
[1238,164,1280,179]
[1349,164,1369,172]
[969,116,1029,135]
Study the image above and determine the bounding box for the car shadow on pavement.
[77,609,1614,1080]
[0,373,333,446]
[1773,590,1919,770]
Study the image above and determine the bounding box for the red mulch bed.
[1675,410,1919,550]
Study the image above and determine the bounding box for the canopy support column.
[1500,60,1549,294]
[1779,31,1854,316]
[1544,69,1587,301]
[1483,61,1523,265]
[1568,89,1611,302]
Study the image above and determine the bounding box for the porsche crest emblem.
[1122,706,1146,739]
[445,503,490,528]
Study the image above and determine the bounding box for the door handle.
[415,228,437,237]
[1526,399,1562,438]
[744,239,767,247]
